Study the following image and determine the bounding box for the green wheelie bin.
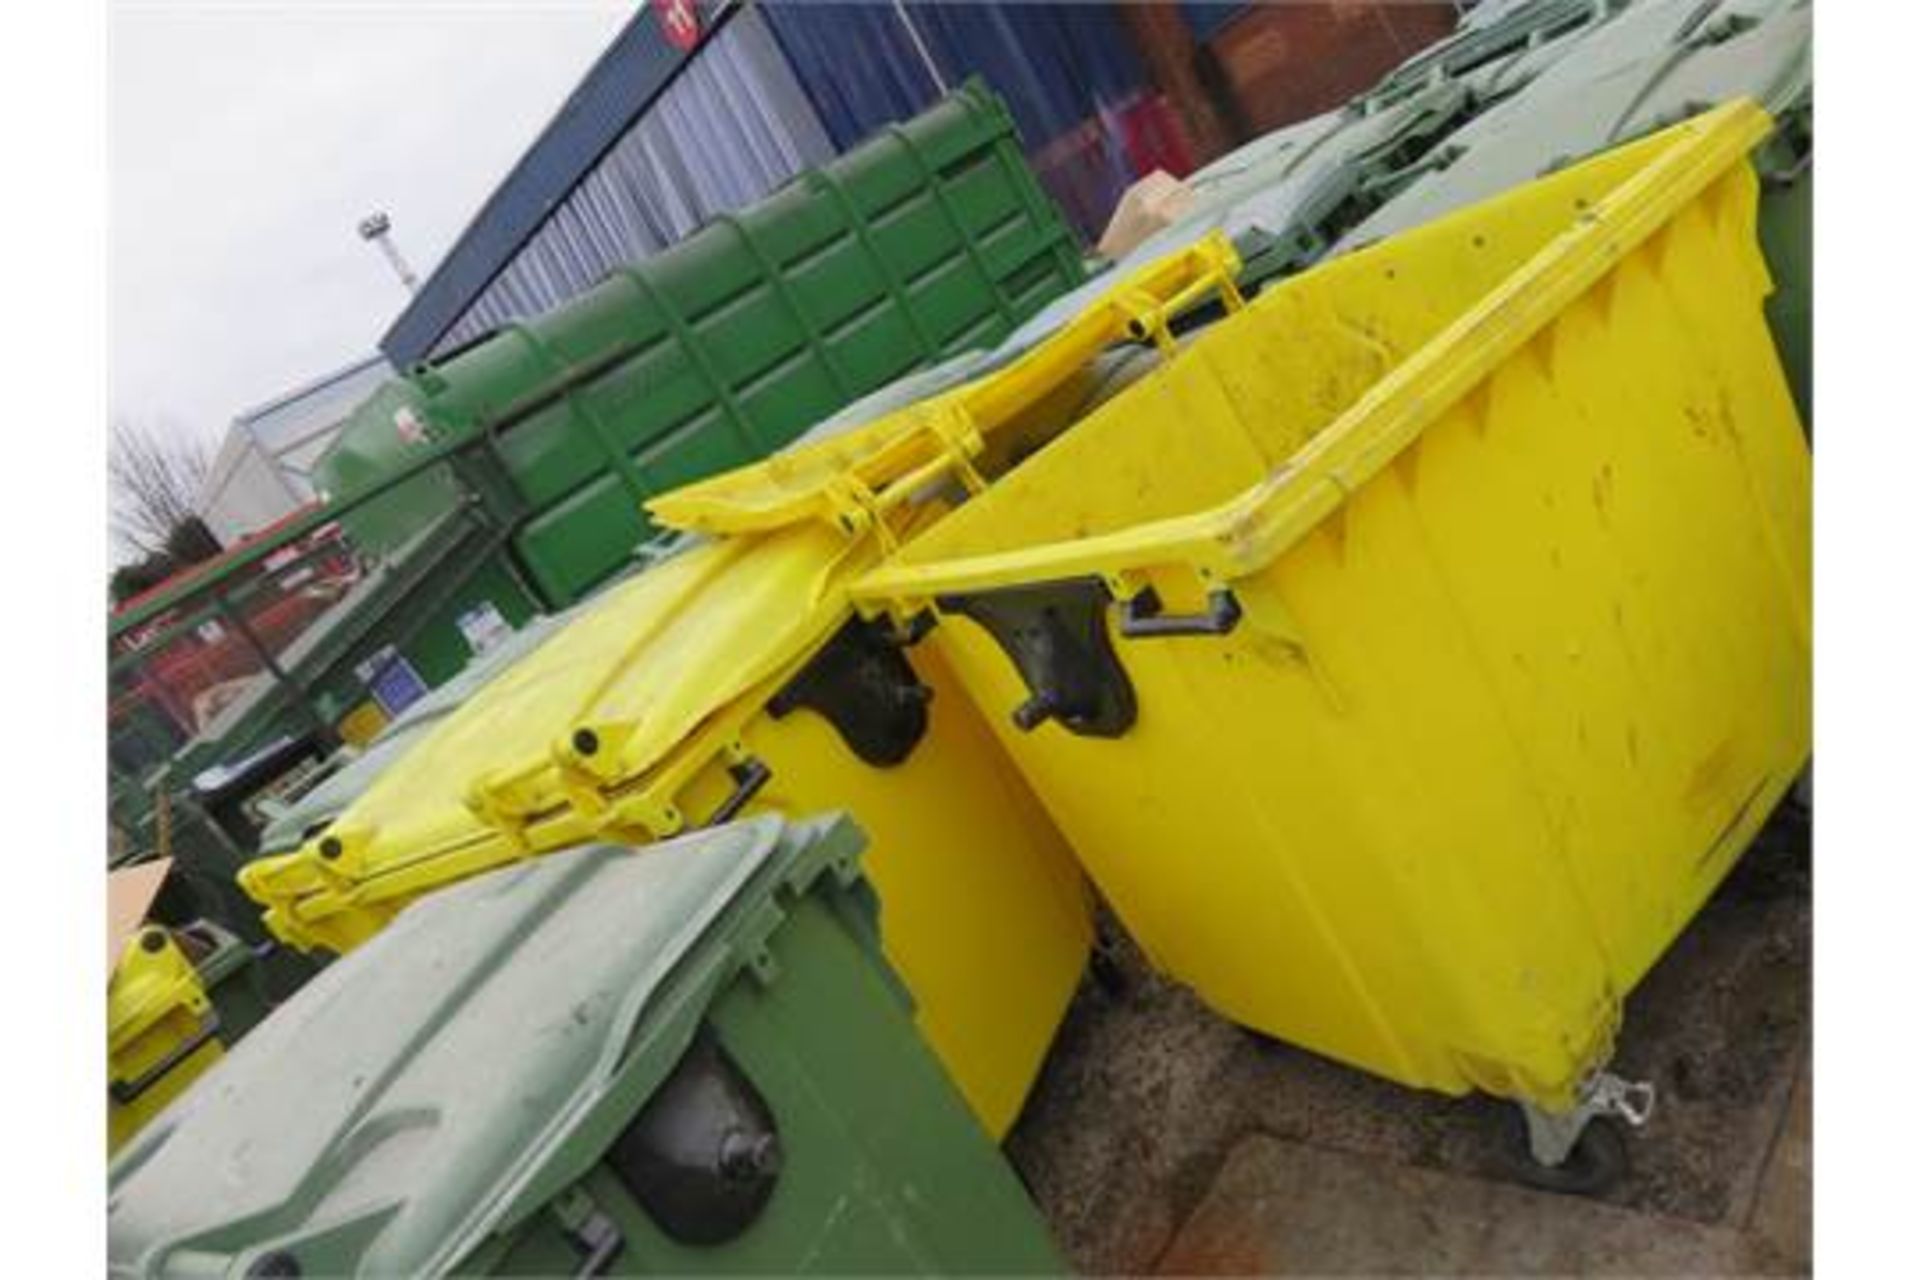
[108,814,1063,1276]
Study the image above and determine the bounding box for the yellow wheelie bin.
[241,523,1090,1138]
[646,102,1812,1179]
[108,926,226,1154]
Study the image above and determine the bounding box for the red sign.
[652,0,700,52]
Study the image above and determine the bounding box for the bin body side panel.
[481,891,1062,1274]
[664,648,1093,1139]
[925,611,1469,1093]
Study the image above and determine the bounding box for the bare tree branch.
[109,416,213,558]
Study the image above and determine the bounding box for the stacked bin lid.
[1098,0,1627,288]
[1337,0,1813,420]
[814,2,1804,393]
[1339,0,1811,249]
[1121,82,1481,288]
[255,542,703,858]
[239,522,1092,1138]
[1361,0,1625,107]
[241,531,860,919]
[111,815,1066,1276]
[718,0,1815,456]
[255,608,574,856]
[978,84,1475,363]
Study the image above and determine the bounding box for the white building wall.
[199,431,305,545]
[196,355,392,544]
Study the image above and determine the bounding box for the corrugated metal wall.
[760,1,1191,239]
[432,5,836,357]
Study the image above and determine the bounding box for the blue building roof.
[378,2,727,368]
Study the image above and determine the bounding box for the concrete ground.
[1007,802,1811,1275]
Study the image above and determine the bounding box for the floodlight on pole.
[358,211,419,293]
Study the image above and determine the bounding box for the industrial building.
[380,0,1455,365]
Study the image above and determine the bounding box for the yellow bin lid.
[109,926,210,1060]
[241,523,885,948]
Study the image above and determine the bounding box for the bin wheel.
[1089,946,1132,999]
[1503,1113,1629,1196]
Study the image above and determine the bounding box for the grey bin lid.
[109,814,822,1278]
[1336,0,1810,252]
[1373,0,1597,86]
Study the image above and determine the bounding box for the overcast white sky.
[110,2,632,449]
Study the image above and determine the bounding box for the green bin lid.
[109,813,860,1278]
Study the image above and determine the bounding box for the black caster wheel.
[1088,945,1133,999]
[1501,1113,1630,1196]
[1087,908,1146,1000]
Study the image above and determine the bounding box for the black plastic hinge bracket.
[937,577,1137,738]
[768,618,933,767]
